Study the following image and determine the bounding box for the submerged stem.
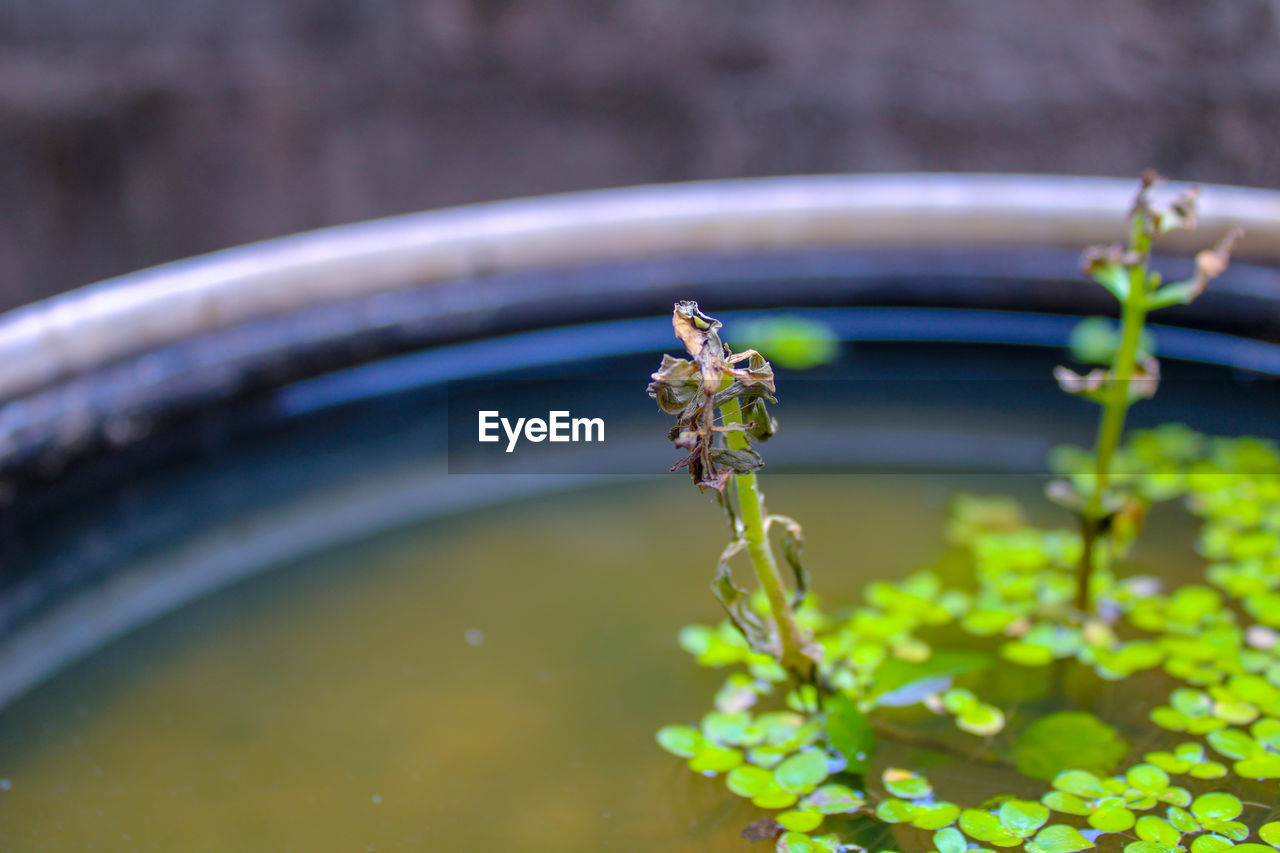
[720,395,812,679]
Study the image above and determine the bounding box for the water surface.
[0,475,1198,851]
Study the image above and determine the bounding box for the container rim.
[2,173,1277,403]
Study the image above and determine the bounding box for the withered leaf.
[740,818,782,843]
[648,301,778,493]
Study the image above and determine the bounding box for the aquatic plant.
[649,176,1280,853]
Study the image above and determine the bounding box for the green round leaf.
[1025,824,1095,853]
[656,724,702,758]
[1052,769,1108,798]
[688,743,743,774]
[959,809,1022,847]
[775,750,828,795]
[732,316,840,370]
[1236,753,1280,779]
[802,784,864,815]
[999,799,1050,837]
[1043,791,1092,816]
[1191,792,1243,823]
[702,710,758,746]
[1135,816,1181,846]
[1191,836,1237,853]
[1124,844,1173,853]
[727,764,775,797]
[777,809,824,833]
[1088,805,1136,833]
[912,802,961,831]
[1003,641,1056,667]
[935,826,967,853]
[882,767,932,800]
[1126,764,1170,794]
[876,798,916,824]
[958,703,1006,736]
[777,831,821,853]
[1014,712,1129,780]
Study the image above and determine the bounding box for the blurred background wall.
[1,0,1278,312]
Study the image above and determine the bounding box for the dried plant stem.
[719,394,811,678]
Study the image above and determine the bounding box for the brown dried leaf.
[740,818,782,843]
[650,302,779,492]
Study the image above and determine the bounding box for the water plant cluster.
[648,175,1274,853]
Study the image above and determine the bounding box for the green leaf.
[868,650,992,707]
[1147,280,1203,310]
[958,703,1006,736]
[1236,753,1280,778]
[882,767,932,800]
[1190,792,1243,822]
[935,827,968,853]
[777,831,826,853]
[1126,764,1170,793]
[912,802,961,831]
[714,673,761,713]
[1025,824,1095,853]
[656,724,702,758]
[702,710,758,746]
[1052,769,1108,798]
[774,750,828,795]
[1191,836,1237,853]
[727,764,775,797]
[733,316,840,370]
[875,798,916,823]
[802,784,864,815]
[1043,791,1092,816]
[777,810,823,833]
[960,809,1022,847]
[1258,821,1280,846]
[1013,712,1130,780]
[1069,317,1157,364]
[1207,727,1257,760]
[1167,806,1199,834]
[688,742,743,774]
[824,693,875,773]
[1088,805,1135,833]
[1002,641,1057,667]
[728,764,796,808]
[1135,816,1181,846]
[998,799,1050,837]
[755,787,801,810]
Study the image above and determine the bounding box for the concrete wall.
[2,0,1278,310]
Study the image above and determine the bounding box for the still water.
[0,475,1195,851]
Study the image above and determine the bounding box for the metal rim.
[2,173,1277,403]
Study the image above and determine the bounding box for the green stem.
[720,395,811,678]
[1076,229,1151,612]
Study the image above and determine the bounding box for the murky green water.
[0,475,1199,851]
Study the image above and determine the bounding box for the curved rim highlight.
[1,173,1277,402]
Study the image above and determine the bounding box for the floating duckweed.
[1190,792,1243,823]
[777,809,824,832]
[1024,824,1094,853]
[881,767,932,800]
[649,184,1267,853]
[934,826,968,853]
[655,724,701,758]
[775,750,830,795]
